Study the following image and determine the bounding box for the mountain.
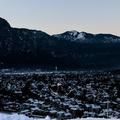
[0,17,120,69]
[53,30,94,42]
[53,30,120,43]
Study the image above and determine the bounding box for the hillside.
[0,18,120,69]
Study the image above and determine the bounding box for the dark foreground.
[0,70,120,119]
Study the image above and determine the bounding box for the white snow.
[69,30,78,36]
[53,30,86,42]
[77,32,85,40]
[68,30,85,40]
[66,30,85,41]
[0,113,119,120]
[0,113,51,120]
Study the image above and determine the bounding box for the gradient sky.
[0,0,120,35]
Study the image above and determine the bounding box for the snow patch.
[69,30,78,36]
[68,30,85,39]
[53,30,86,41]
[77,32,85,39]
[0,113,51,120]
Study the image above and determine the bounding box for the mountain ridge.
[0,17,120,69]
[53,30,120,43]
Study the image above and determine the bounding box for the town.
[0,70,120,119]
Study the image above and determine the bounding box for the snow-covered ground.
[0,113,49,120]
[0,113,118,120]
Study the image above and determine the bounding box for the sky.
[0,0,120,35]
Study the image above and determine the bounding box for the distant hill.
[0,17,120,69]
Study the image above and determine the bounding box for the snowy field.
[0,113,118,120]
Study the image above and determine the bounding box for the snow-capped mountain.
[53,30,120,43]
[53,30,94,42]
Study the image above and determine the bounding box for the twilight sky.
[0,0,120,35]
